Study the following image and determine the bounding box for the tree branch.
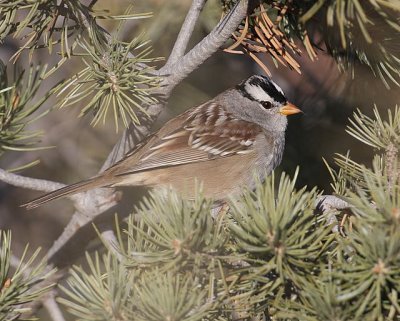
[0,168,117,216]
[0,168,65,193]
[101,0,249,168]
[165,0,207,68]
[159,0,249,88]
[42,293,66,321]
[46,189,122,262]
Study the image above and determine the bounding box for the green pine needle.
[0,230,55,321]
[0,61,57,166]
[136,272,213,321]
[346,106,400,150]
[59,252,137,321]
[0,0,152,62]
[58,35,161,131]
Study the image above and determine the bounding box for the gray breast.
[271,134,285,170]
[248,131,285,189]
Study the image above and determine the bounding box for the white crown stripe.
[244,83,275,103]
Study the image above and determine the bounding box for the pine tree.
[0,1,399,320]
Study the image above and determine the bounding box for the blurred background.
[0,0,399,297]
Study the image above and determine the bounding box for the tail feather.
[21,177,105,210]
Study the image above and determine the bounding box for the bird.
[22,75,301,210]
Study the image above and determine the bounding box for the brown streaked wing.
[113,102,263,175]
[184,102,262,156]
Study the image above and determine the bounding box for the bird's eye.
[262,101,272,109]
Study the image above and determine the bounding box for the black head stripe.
[236,82,254,101]
[248,76,287,104]
[236,75,288,109]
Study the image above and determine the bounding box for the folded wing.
[114,102,263,176]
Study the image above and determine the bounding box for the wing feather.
[114,102,263,176]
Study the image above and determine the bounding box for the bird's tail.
[21,176,108,210]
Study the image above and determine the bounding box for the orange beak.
[279,102,301,116]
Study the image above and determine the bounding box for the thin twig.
[0,168,65,193]
[47,214,92,261]
[42,293,66,321]
[46,189,121,261]
[166,0,207,67]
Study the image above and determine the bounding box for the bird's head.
[236,75,301,131]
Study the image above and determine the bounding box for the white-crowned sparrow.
[23,75,300,209]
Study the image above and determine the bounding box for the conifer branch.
[165,0,207,68]
[102,0,250,167]
[3,6,251,294]
[0,231,56,320]
[159,0,249,89]
[3,1,400,319]
[0,168,65,193]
